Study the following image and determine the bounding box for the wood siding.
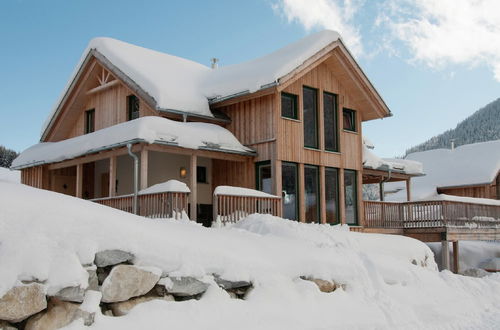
[21,166,48,189]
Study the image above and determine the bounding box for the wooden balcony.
[213,192,282,225]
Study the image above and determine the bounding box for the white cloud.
[273,0,364,55]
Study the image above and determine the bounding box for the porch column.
[320,166,326,224]
[339,168,346,225]
[190,154,197,220]
[109,156,116,197]
[76,163,83,198]
[406,178,412,201]
[298,163,306,223]
[452,241,460,274]
[379,181,385,201]
[357,170,364,226]
[140,148,148,190]
[272,159,283,217]
[441,240,450,271]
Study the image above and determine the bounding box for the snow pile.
[139,180,190,195]
[13,116,254,169]
[2,181,500,329]
[213,186,278,198]
[0,167,20,183]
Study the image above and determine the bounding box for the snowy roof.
[13,117,255,169]
[41,31,343,138]
[139,180,190,195]
[362,140,424,176]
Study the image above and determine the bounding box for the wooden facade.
[437,172,500,200]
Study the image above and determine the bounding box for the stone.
[87,268,99,291]
[96,266,112,285]
[100,265,160,303]
[110,294,174,316]
[0,284,47,323]
[25,299,79,330]
[302,277,342,293]
[0,321,17,330]
[160,277,209,297]
[94,249,134,267]
[54,286,85,303]
[214,276,251,290]
[461,268,489,278]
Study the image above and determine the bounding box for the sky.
[0,0,499,157]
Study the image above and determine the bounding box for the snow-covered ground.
[0,167,20,183]
[1,180,500,329]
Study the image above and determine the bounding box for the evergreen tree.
[0,145,19,168]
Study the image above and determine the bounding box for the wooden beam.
[140,148,148,190]
[406,179,412,201]
[109,156,116,197]
[76,163,83,198]
[190,154,197,220]
[453,241,459,274]
[441,240,450,271]
[298,163,306,223]
[86,79,119,95]
[320,166,326,224]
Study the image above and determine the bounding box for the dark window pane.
[257,163,272,194]
[344,170,358,225]
[281,92,297,119]
[304,165,319,223]
[325,167,339,223]
[282,162,298,220]
[197,166,207,183]
[324,92,338,151]
[343,108,356,131]
[85,109,95,134]
[128,95,140,121]
[303,87,318,148]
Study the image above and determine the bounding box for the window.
[84,109,95,134]
[343,108,356,132]
[127,95,140,121]
[303,86,318,148]
[281,92,298,119]
[197,166,207,183]
[256,161,272,194]
[304,165,320,223]
[282,162,298,220]
[325,167,339,224]
[344,170,358,225]
[324,92,339,151]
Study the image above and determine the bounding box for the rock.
[0,284,47,323]
[94,249,134,267]
[101,265,160,303]
[461,268,489,278]
[159,277,209,297]
[87,267,99,291]
[25,299,79,330]
[214,276,251,290]
[302,277,342,293]
[54,286,85,303]
[110,294,174,316]
[0,321,17,330]
[96,266,112,285]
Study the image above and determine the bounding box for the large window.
[84,109,95,134]
[324,92,339,151]
[304,165,320,223]
[281,92,298,119]
[127,95,140,121]
[256,161,272,194]
[344,170,358,225]
[303,86,318,148]
[282,162,298,220]
[325,167,339,224]
[343,108,356,132]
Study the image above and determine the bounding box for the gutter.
[127,143,139,215]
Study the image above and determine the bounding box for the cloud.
[273,0,364,56]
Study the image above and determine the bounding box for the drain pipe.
[379,169,392,201]
[127,143,139,215]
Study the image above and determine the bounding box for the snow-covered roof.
[139,180,190,195]
[13,117,255,169]
[362,139,424,176]
[41,31,343,138]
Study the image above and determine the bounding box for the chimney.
[450,139,455,151]
[210,58,219,69]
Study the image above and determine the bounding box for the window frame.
[344,169,359,225]
[84,109,95,134]
[127,95,140,121]
[281,92,299,120]
[323,91,339,152]
[303,86,319,149]
[255,160,272,194]
[304,164,320,223]
[325,167,340,224]
[282,161,299,221]
[342,108,357,132]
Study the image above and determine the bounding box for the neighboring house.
[386,140,500,201]
[13,30,417,226]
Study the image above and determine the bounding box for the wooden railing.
[213,193,282,225]
[364,200,500,229]
[92,191,189,220]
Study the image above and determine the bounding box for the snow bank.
[14,116,254,169]
[139,180,190,195]
[0,167,20,183]
[213,186,278,198]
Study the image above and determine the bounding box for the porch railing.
[364,200,500,229]
[92,191,189,219]
[213,192,282,225]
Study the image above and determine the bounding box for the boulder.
[101,265,161,303]
[214,276,251,290]
[0,321,17,330]
[25,299,79,330]
[0,284,47,323]
[94,250,134,267]
[461,268,489,278]
[110,294,174,316]
[159,277,209,297]
[302,277,342,293]
[96,266,112,285]
[54,286,85,303]
[86,267,99,291]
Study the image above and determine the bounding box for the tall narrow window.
[324,92,339,151]
[344,170,358,225]
[304,165,319,223]
[343,108,356,132]
[127,95,140,121]
[303,86,318,148]
[281,92,298,119]
[282,162,298,220]
[84,109,95,134]
[325,167,339,224]
[256,161,272,194]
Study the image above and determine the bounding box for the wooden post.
[357,170,364,226]
[190,154,197,220]
[452,241,459,274]
[441,240,450,271]
[298,163,306,223]
[320,166,326,224]
[379,182,385,201]
[272,159,283,216]
[76,164,83,198]
[109,156,116,197]
[406,178,412,201]
[339,168,346,225]
[140,148,148,190]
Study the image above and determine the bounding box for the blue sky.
[1,0,499,157]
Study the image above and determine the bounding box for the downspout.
[379,169,392,201]
[127,143,139,215]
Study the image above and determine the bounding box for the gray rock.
[0,284,47,323]
[160,277,209,297]
[54,286,85,303]
[214,275,251,290]
[110,294,174,316]
[101,265,160,303]
[94,249,134,267]
[87,268,99,291]
[96,267,111,285]
[0,320,17,330]
[461,268,489,278]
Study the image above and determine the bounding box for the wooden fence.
[92,191,189,219]
[364,200,500,229]
[213,193,282,225]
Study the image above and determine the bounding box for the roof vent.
[450,139,455,151]
[210,58,219,69]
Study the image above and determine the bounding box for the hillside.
[406,98,500,154]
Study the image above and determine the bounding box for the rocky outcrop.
[159,277,209,297]
[101,265,160,303]
[94,250,134,268]
[0,284,47,323]
[110,294,174,316]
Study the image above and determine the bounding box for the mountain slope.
[406,98,500,154]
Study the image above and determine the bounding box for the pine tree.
[0,145,19,168]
